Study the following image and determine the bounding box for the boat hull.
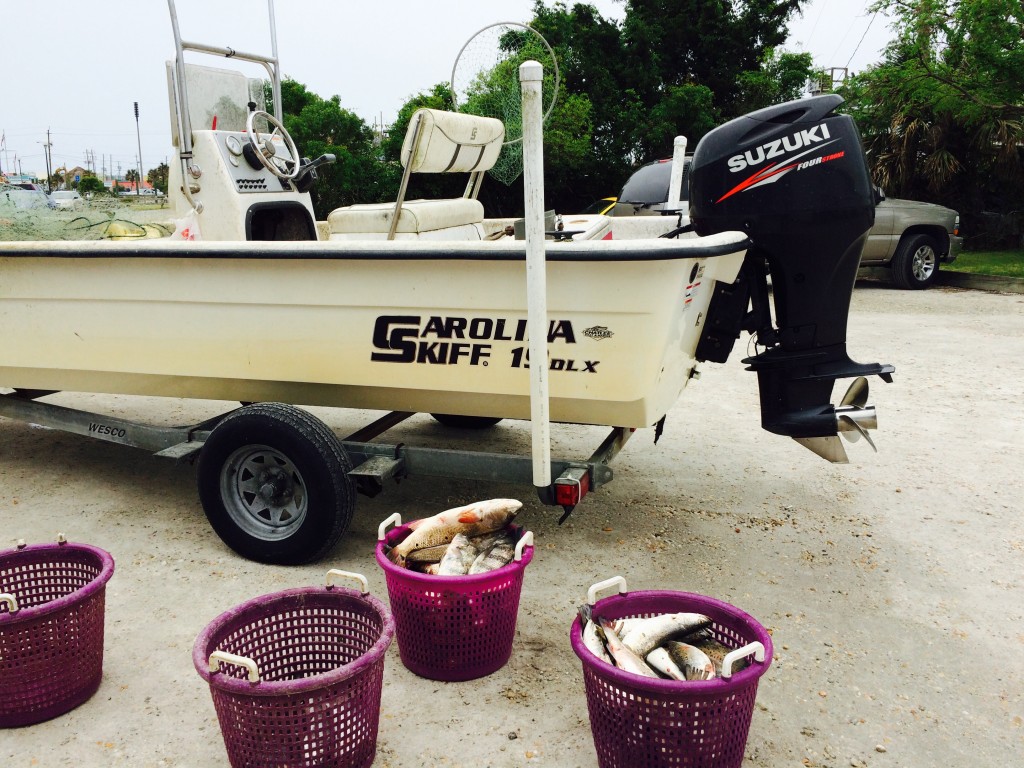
[0,236,745,428]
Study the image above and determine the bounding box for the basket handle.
[514,531,534,561]
[0,593,19,613]
[325,569,369,594]
[721,641,765,679]
[377,513,402,541]
[587,576,628,606]
[208,650,260,684]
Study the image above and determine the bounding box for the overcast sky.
[1,0,893,179]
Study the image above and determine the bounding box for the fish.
[583,610,659,679]
[437,533,479,576]
[608,617,646,637]
[686,630,748,676]
[645,646,689,681]
[578,604,613,665]
[661,641,716,681]
[468,531,516,574]
[619,612,712,658]
[405,544,450,564]
[387,499,522,567]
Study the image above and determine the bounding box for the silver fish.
[620,612,712,658]
[595,616,660,678]
[437,533,478,575]
[468,531,516,574]
[645,647,688,681]
[578,604,612,665]
[663,641,716,681]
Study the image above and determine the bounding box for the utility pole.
[134,101,143,196]
[43,130,53,193]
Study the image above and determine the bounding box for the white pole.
[519,60,551,489]
[667,135,688,212]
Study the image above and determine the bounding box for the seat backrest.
[401,109,505,174]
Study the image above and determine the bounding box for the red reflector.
[554,471,591,506]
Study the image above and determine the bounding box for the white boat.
[0,1,891,564]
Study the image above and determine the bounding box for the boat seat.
[327,198,485,237]
[328,108,504,240]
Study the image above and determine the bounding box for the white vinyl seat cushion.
[327,197,485,235]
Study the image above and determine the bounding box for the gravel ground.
[2,281,1022,767]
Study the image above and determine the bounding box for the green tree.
[78,174,105,196]
[147,163,169,195]
[525,1,814,206]
[620,0,805,116]
[839,0,1024,243]
[735,48,819,115]
[277,78,398,216]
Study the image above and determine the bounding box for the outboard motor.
[690,94,894,462]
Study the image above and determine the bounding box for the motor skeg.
[690,94,894,457]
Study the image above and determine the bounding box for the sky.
[1,0,894,180]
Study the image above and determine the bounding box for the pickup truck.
[608,157,963,289]
[858,194,963,289]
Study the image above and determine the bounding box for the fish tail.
[578,603,594,626]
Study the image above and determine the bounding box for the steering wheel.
[245,109,300,181]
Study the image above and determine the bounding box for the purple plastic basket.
[375,519,533,681]
[0,539,115,728]
[570,584,773,768]
[193,571,395,768]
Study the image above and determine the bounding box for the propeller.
[840,376,869,409]
[835,377,877,451]
[793,377,879,462]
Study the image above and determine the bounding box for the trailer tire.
[430,413,503,429]
[196,403,355,565]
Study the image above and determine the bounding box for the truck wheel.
[892,233,940,289]
[196,403,355,564]
[430,413,503,429]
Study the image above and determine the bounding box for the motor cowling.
[690,94,893,458]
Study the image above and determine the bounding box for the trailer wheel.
[196,403,355,565]
[430,413,503,429]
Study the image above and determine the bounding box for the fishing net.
[450,22,559,186]
[0,206,174,242]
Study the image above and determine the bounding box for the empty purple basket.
[570,577,773,768]
[0,536,115,728]
[375,514,534,681]
[193,570,395,768]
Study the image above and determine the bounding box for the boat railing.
[166,0,284,212]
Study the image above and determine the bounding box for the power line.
[845,12,879,71]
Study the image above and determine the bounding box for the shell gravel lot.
[1,282,1022,767]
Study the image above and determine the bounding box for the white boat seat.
[327,108,504,240]
[400,108,504,174]
[327,197,485,235]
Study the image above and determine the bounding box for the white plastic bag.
[170,208,202,241]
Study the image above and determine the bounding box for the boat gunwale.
[0,231,749,263]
